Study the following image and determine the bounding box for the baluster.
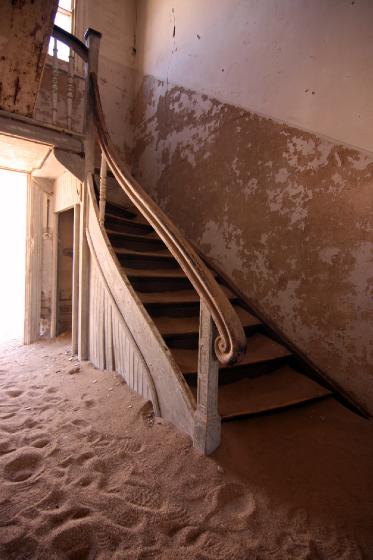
[193,301,221,454]
[99,152,108,226]
[52,37,58,125]
[67,47,74,130]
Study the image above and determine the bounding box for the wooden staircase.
[96,177,333,423]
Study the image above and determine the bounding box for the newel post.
[78,27,101,360]
[193,301,222,454]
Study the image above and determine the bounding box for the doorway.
[56,208,74,335]
[0,170,27,344]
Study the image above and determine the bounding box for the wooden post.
[71,204,80,354]
[99,152,107,226]
[24,177,43,344]
[52,37,58,125]
[78,27,101,360]
[50,207,59,339]
[193,301,221,454]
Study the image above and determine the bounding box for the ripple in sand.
[3,448,44,483]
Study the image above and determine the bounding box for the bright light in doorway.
[0,170,27,344]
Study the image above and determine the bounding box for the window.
[48,0,74,62]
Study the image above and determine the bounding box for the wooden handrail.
[52,24,88,62]
[89,72,246,366]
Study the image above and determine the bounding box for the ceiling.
[0,134,52,173]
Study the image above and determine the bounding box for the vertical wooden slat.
[67,48,74,130]
[52,37,58,125]
[99,153,107,226]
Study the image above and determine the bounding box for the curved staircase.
[92,172,332,424]
[28,25,367,455]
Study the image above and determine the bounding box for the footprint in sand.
[2,448,44,483]
[119,436,144,454]
[125,483,163,511]
[46,387,59,394]
[5,389,23,398]
[205,482,256,531]
[0,438,16,456]
[50,518,98,560]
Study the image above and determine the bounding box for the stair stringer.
[86,180,197,437]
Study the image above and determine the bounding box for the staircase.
[94,172,332,422]
[21,24,366,455]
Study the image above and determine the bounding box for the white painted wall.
[136,0,373,152]
[75,0,137,156]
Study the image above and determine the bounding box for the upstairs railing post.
[99,152,107,226]
[193,301,222,454]
[78,27,101,360]
[67,47,74,130]
[52,37,58,125]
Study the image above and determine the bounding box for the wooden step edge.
[115,248,174,258]
[106,228,159,240]
[105,211,150,226]
[221,390,332,420]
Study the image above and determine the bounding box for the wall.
[0,0,58,116]
[75,0,137,159]
[136,0,373,153]
[132,0,373,412]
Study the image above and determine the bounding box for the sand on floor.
[0,335,372,559]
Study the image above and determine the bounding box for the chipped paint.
[0,0,58,116]
[132,75,373,413]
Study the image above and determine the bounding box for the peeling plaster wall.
[132,76,373,412]
[0,0,58,116]
[132,0,373,411]
[136,0,373,153]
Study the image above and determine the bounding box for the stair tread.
[215,366,332,418]
[124,267,186,278]
[105,212,153,229]
[139,285,236,305]
[115,247,172,258]
[172,333,291,375]
[154,306,261,336]
[107,228,159,240]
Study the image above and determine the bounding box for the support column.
[71,204,80,354]
[78,28,101,360]
[193,301,221,454]
[24,177,43,344]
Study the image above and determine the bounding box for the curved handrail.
[51,25,88,62]
[89,72,246,366]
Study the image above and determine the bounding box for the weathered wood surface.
[88,234,160,415]
[0,0,58,116]
[193,301,221,454]
[87,175,195,435]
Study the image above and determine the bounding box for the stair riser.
[106,204,137,219]
[144,302,200,318]
[110,236,165,253]
[128,276,191,293]
[117,254,179,270]
[183,356,291,384]
[106,218,152,234]
[164,324,264,349]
